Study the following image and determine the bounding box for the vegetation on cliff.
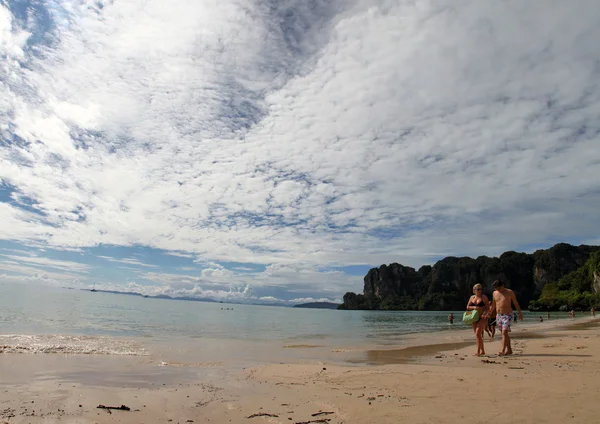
[530,251,600,311]
[338,243,600,311]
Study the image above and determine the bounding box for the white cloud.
[96,255,158,268]
[0,262,84,283]
[231,266,257,272]
[176,266,198,272]
[200,267,235,282]
[0,0,599,300]
[0,253,90,273]
[108,277,260,302]
[166,252,196,259]
[0,5,29,59]
[116,266,144,272]
[136,262,359,301]
[86,278,340,305]
[288,297,340,305]
[0,248,36,256]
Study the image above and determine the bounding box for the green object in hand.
[462,310,480,324]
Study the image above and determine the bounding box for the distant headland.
[339,243,600,312]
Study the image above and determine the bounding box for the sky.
[1,0,599,304]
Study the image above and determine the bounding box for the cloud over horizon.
[1,0,599,302]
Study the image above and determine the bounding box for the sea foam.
[0,334,149,356]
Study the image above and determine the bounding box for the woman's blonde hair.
[472,283,483,292]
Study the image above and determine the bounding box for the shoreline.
[360,316,600,365]
[1,317,599,423]
[1,314,595,370]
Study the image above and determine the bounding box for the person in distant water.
[489,280,523,356]
[539,316,544,322]
[547,311,550,320]
[448,313,454,325]
[466,284,489,356]
[570,309,576,319]
[591,307,595,317]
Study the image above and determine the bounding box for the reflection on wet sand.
[352,342,472,365]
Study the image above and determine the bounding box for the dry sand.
[2,318,600,424]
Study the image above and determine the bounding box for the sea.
[0,282,573,368]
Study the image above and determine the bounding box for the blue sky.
[1,0,599,304]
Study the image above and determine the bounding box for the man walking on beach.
[489,280,523,356]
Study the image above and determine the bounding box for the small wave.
[283,344,323,348]
[287,333,329,340]
[0,334,148,356]
[158,361,221,367]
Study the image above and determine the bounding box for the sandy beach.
[2,317,599,424]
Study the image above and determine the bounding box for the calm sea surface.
[0,283,573,366]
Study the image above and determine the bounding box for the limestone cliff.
[530,250,600,310]
[531,243,598,291]
[363,264,425,299]
[339,243,600,311]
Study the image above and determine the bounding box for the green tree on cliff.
[531,251,600,310]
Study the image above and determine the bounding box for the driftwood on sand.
[246,412,279,418]
[311,411,335,417]
[96,405,131,411]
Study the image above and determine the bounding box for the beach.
[2,317,599,424]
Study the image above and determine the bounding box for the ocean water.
[0,283,572,366]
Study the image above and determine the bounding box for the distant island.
[76,289,339,308]
[339,243,600,312]
[293,302,340,309]
[78,288,221,304]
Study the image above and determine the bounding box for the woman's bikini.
[469,298,485,308]
[469,297,486,322]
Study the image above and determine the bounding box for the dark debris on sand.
[311,411,334,417]
[247,412,279,418]
[97,404,131,411]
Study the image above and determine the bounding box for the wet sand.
[1,317,599,423]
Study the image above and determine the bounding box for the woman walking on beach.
[466,284,489,356]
